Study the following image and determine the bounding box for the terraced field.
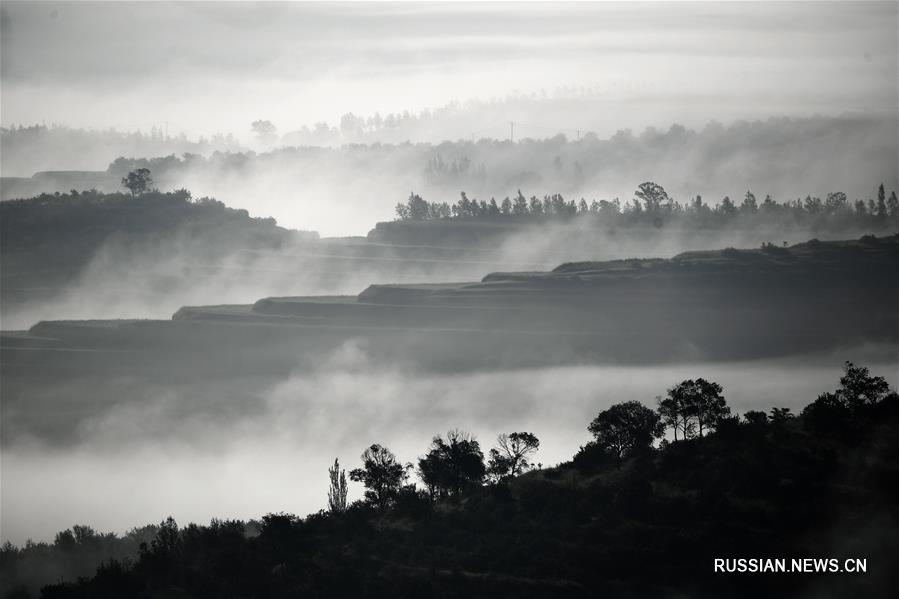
[4,235,896,378]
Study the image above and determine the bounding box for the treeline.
[12,115,893,228]
[0,125,243,175]
[3,362,896,598]
[395,181,899,230]
[329,362,896,512]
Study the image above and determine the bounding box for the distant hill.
[3,234,896,378]
[0,189,317,323]
[4,115,897,235]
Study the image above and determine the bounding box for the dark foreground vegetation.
[3,363,897,598]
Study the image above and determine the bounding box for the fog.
[4,202,879,332]
[5,114,895,238]
[3,339,896,545]
[2,2,895,140]
[2,0,898,570]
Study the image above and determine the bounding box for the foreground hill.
[3,364,897,598]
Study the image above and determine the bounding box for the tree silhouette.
[588,401,663,468]
[802,361,897,434]
[719,196,736,216]
[121,168,152,197]
[418,430,486,499]
[250,120,277,144]
[743,410,768,426]
[327,458,348,514]
[657,393,693,441]
[876,183,887,218]
[837,361,891,409]
[666,379,729,438]
[395,192,430,220]
[769,407,794,422]
[634,181,671,213]
[742,190,758,213]
[349,444,408,510]
[487,432,540,481]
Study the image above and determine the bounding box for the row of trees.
[328,431,541,512]
[583,361,897,469]
[334,361,897,510]
[395,182,899,224]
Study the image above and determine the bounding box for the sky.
[1,1,897,141]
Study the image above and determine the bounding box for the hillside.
[0,190,318,321]
[3,363,897,598]
[4,234,896,375]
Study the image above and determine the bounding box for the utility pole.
[510,121,514,143]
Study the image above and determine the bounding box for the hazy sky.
[2,1,897,141]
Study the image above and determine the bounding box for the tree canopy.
[121,168,152,197]
[487,432,540,481]
[417,430,486,499]
[348,444,408,510]
[588,401,664,467]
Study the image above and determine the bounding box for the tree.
[418,430,486,499]
[876,183,887,218]
[251,120,277,144]
[512,190,528,215]
[121,168,152,197]
[741,190,758,213]
[487,432,540,481]
[657,393,693,441]
[667,379,730,438]
[887,191,899,217]
[837,361,891,410]
[588,401,663,468]
[634,181,670,212]
[395,192,429,221]
[349,444,408,510]
[327,458,348,514]
[743,410,768,426]
[719,196,736,217]
[685,378,729,437]
[800,362,896,435]
[769,407,794,422]
[824,192,847,213]
[148,517,180,558]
